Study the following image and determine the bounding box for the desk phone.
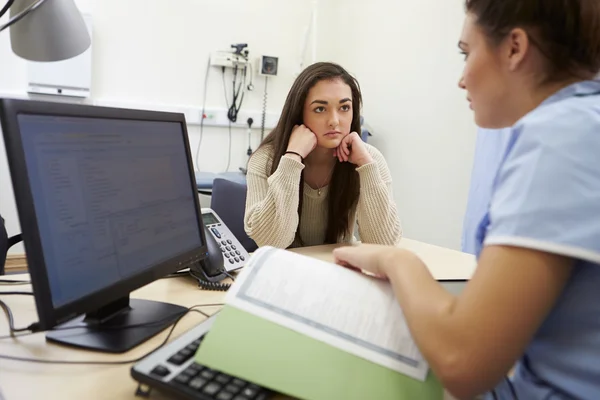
[201,208,249,272]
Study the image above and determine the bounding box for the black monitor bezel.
[0,98,208,330]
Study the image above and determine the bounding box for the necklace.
[316,162,336,196]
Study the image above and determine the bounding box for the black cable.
[246,61,254,91]
[223,271,236,281]
[0,0,48,33]
[261,76,268,141]
[492,389,498,400]
[0,279,30,285]
[0,303,224,340]
[0,0,15,19]
[224,64,246,124]
[221,67,229,105]
[0,291,33,296]
[220,68,235,172]
[188,269,231,292]
[225,121,232,172]
[246,117,254,157]
[0,298,39,337]
[196,280,230,291]
[195,56,212,172]
[0,306,212,365]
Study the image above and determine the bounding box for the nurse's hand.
[333,132,374,167]
[333,244,419,279]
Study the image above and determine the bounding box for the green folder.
[195,306,443,400]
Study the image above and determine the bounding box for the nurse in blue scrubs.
[333,0,600,399]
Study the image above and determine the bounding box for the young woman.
[244,62,402,249]
[334,1,600,399]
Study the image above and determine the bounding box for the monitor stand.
[46,296,187,353]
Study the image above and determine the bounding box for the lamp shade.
[9,0,91,62]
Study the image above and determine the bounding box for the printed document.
[226,246,429,381]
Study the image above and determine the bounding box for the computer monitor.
[0,98,209,353]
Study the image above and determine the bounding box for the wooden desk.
[4,254,28,274]
[0,240,475,400]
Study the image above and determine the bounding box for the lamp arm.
[0,0,15,19]
[0,0,49,33]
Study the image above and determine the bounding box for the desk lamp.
[0,0,90,61]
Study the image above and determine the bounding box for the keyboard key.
[188,363,204,373]
[150,365,170,377]
[231,245,237,250]
[235,250,241,255]
[188,377,207,390]
[227,239,232,244]
[224,384,241,394]
[234,257,240,262]
[233,395,251,400]
[230,252,236,257]
[167,354,186,366]
[179,348,194,359]
[203,382,222,396]
[231,378,246,387]
[186,344,198,353]
[242,386,259,398]
[221,240,227,245]
[217,392,234,400]
[215,374,231,384]
[240,256,245,261]
[174,373,192,385]
[226,246,231,251]
[225,253,231,258]
[200,369,217,380]
[229,259,235,264]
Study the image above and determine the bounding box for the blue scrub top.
[478,80,600,399]
[461,128,511,254]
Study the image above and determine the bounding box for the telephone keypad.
[202,208,249,273]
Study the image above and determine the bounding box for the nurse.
[333,0,600,398]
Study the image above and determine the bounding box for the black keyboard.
[131,315,273,400]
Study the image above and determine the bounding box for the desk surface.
[0,240,474,400]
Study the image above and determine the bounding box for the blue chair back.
[210,178,258,253]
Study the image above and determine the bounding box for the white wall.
[0,0,314,253]
[1,0,479,254]
[317,0,478,250]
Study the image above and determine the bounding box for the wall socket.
[210,51,248,68]
[201,107,279,129]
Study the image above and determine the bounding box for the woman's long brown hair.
[254,62,362,245]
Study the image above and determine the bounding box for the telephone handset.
[189,225,231,291]
[189,208,250,291]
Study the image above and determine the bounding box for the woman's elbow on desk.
[244,224,295,249]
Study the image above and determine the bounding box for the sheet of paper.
[226,246,429,381]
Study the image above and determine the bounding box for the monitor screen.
[16,114,203,308]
